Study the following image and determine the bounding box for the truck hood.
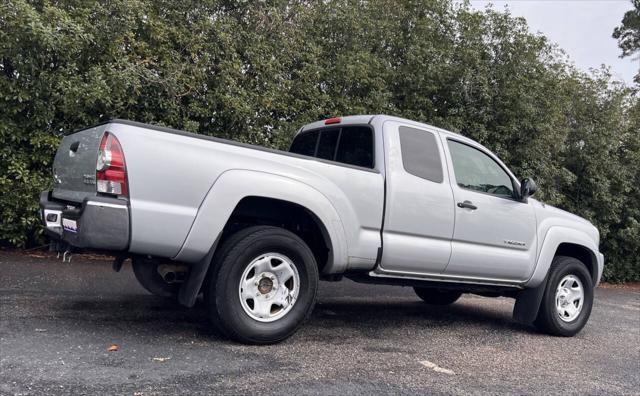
[531,199,600,247]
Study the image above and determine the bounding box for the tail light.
[96,132,128,197]
[324,117,341,125]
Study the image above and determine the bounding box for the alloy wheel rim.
[555,274,584,322]
[238,253,300,322]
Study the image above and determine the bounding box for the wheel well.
[221,196,333,273]
[555,243,597,283]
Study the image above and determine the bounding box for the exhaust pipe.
[157,264,188,284]
[162,271,176,283]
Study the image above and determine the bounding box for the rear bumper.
[39,191,130,251]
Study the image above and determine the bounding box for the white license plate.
[62,218,78,233]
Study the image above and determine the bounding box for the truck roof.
[298,114,469,142]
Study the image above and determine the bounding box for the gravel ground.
[0,251,638,395]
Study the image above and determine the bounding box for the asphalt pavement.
[0,251,638,395]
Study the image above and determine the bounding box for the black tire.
[205,226,319,344]
[413,287,462,305]
[534,256,594,337]
[131,256,180,298]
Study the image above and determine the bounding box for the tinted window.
[335,126,374,168]
[399,126,443,183]
[316,129,340,160]
[289,130,318,156]
[448,140,514,198]
[289,126,374,169]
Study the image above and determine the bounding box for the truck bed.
[47,118,385,271]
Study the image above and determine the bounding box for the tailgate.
[52,123,109,203]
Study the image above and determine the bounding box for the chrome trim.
[43,209,62,229]
[85,201,128,209]
[370,267,525,288]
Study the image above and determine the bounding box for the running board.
[369,268,525,289]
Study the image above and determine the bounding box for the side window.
[335,126,374,168]
[448,140,514,198]
[290,131,319,156]
[398,126,443,183]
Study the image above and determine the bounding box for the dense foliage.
[613,0,640,83]
[1,0,638,281]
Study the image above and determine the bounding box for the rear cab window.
[289,130,318,156]
[289,126,374,169]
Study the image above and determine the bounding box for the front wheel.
[205,226,319,344]
[534,256,594,336]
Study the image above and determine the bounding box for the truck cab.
[292,115,601,283]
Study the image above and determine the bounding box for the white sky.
[469,0,639,84]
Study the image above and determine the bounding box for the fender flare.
[513,226,600,324]
[175,169,348,307]
[526,226,599,288]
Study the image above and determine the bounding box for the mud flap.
[178,237,220,308]
[512,275,549,324]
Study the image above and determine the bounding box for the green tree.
[1,0,638,281]
[613,0,640,83]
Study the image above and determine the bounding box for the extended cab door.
[379,122,455,275]
[441,137,537,282]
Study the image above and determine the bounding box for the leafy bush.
[1,0,638,281]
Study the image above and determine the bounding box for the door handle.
[457,200,477,210]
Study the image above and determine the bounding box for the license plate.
[62,218,78,233]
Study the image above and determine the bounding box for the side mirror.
[520,178,537,202]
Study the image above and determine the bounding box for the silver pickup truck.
[40,115,604,344]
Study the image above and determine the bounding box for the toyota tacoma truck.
[40,115,604,344]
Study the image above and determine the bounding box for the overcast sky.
[469,0,639,84]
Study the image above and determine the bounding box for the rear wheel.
[534,256,593,336]
[413,287,462,305]
[205,226,319,344]
[131,256,184,298]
